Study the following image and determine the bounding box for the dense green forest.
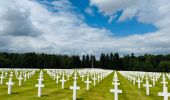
[0,52,170,72]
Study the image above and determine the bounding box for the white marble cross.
[5,71,8,78]
[80,74,85,82]
[136,75,142,89]
[24,73,27,82]
[67,73,71,80]
[133,77,136,85]
[6,78,14,94]
[70,80,80,100]
[27,73,30,79]
[92,73,97,86]
[112,72,120,86]
[85,75,91,90]
[56,74,60,84]
[35,76,44,97]
[53,74,56,80]
[18,74,23,86]
[60,75,66,89]
[110,71,122,100]
[9,72,13,79]
[97,73,100,83]
[73,71,78,81]
[143,77,152,95]
[110,81,122,100]
[158,86,170,100]
[152,76,156,86]
[0,72,4,84]
[161,74,168,87]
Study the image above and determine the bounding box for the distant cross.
[24,73,27,82]
[66,73,71,80]
[6,78,14,94]
[5,71,8,78]
[113,72,119,82]
[73,71,78,81]
[27,73,30,79]
[151,76,156,86]
[53,74,56,80]
[85,75,91,90]
[56,74,60,84]
[15,72,18,78]
[133,77,136,85]
[136,75,142,89]
[92,73,97,86]
[9,72,13,79]
[161,74,168,87]
[60,75,66,89]
[112,80,120,87]
[0,73,4,84]
[97,73,100,83]
[18,74,23,86]
[158,86,170,100]
[80,74,85,82]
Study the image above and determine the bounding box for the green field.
[0,71,169,100]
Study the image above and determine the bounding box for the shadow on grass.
[64,87,70,89]
[11,92,19,94]
[77,98,85,100]
[42,94,49,97]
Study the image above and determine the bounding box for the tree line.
[0,52,170,72]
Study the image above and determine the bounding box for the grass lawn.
[0,70,169,100]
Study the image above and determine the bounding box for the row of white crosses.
[119,71,161,89]
[1,68,113,98]
[79,68,112,91]
[45,68,112,100]
[45,69,74,89]
[110,71,122,100]
[0,69,38,94]
[45,68,112,92]
[45,69,79,100]
[119,71,170,100]
[1,69,43,97]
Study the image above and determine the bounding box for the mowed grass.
[0,70,170,100]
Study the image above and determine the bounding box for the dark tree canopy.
[0,52,170,72]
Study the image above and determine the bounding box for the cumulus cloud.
[0,0,170,57]
[0,0,40,36]
[89,0,170,29]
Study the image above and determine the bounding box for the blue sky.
[38,0,157,37]
[67,0,157,37]
[0,0,169,56]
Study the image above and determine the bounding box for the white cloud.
[90,0,137,16]
[0,0,170,57]
[90,0,170,29]
[108,15,117,24]
[85,7,94,16]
